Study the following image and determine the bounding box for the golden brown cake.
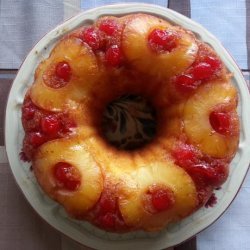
[21,14,239,232]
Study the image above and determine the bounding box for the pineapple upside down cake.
[21,14,239,232]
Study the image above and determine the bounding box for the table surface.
[0,0,250,249]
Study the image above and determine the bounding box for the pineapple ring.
[33,137,103,217]
[118,161,197,231]
[30,37,99,112]
[82,135,197,231]
[157,102,186,139]
[184,79,239,158]
[122,14,198,79]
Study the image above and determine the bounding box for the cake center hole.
[101,95,157,150]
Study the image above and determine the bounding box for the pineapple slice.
[33,137,103,217]
[157,102,186,139]
[183,79,239,158]
[30,37,99,112]
[122,14,198,79]
[83,134,197,230]
[84,134,136,175]
[118,160,197,231]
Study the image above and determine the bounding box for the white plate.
[5,3,250,250]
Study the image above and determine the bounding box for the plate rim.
[4,3,250,250]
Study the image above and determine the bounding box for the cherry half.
[148,186,175,212]
[28,132,46,147]
[54,162,81,191]
[186,163,228,187]
[105,45,122,67]
[94,189,127,231]
[172,144,198,168]
[41,115,61,136]
[191,63,214,80]
[99,19,119,36]
[148,29,178,53]
[55,61,71,82]
[22,102,36,120]
[209,111,231,135]
[191,56,221,81]
[174,74,198,93]
[81,27,103,51]
[204,56,221,70]
[175,56,221,93]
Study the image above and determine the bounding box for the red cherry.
[82,27,103,50]
[95,191,127,230]
[99,213,116,229]
[172,144,198,168]
[212,164,229,186]
[190,164,214,179]
[29,132,46,147]
[204,56,221,70]
[105,45,122,67]
[151,188,175,212]
[22,104,36,120]
[99,19,118,36]
[55,61,71,82]
[41,115,61,135]
[148,29,178,53]
[54,162,81,191]
[191,62,214,80]
[209,111,231,135]
[174,74,198,93]
[99,194,116,214]
[186,163,228,187]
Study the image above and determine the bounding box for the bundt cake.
[20,13,239,232]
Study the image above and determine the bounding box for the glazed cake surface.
[21,13,239,232]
